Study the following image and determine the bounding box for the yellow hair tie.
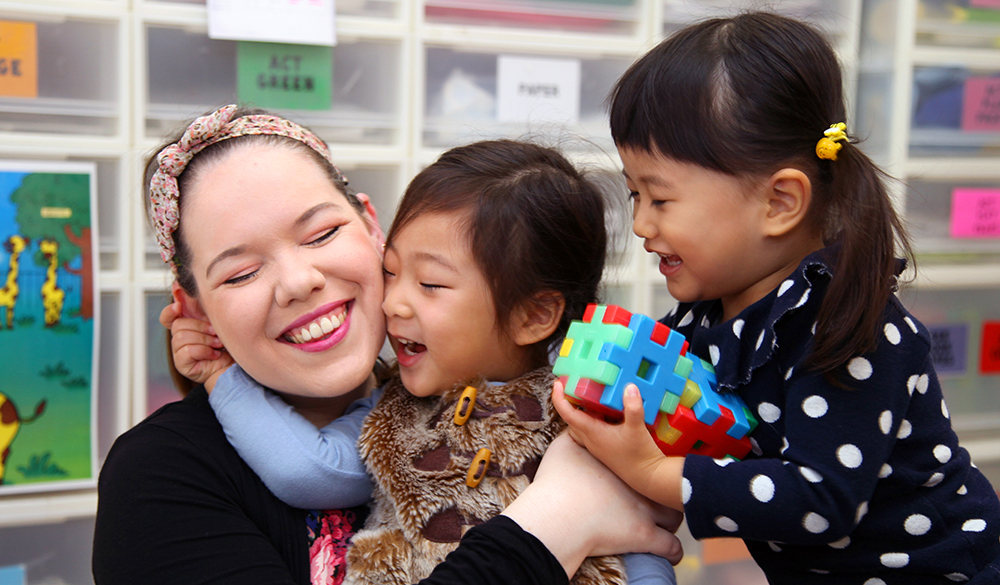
[816,122,848,161]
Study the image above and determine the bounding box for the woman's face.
[179,143,386,397]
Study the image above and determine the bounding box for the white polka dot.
[785,366,795,380]
[778,280,794,297]
[906,375,918,396]
[828,536,850,549]
[962,519,986,533]
[924,473,945,487]
[942,399,950,419]
[715,516,739,532]
[878,464,892,479]
[709,345,720,366]
[811,321,817,335]
[750,437,762,456]
[945,573,969,582]
[714,458,735,467]
[916,374,929,394]
[848,357,873,380]
[756,330,765,350]
[837,444,863,468]
[879,410,893,434]
[799,466,823,483]
[780,437,789,455]
[880,552,909,568]
[864,580,886,585]
[904,514,931,536]
[934,445,952,464]
[802,395,828,418]
[750,475,775,502]
[904,316,918,333]
[803,512,829,534]
[668,305,678,317]
[701,315,711,329]
[884,323,901,345]
[733,319,744,338]
[681,478,692,504]
[758,402,781,423]
[856,502,869,524]
[958,485,968,495]
[897,419,912,439]
[794,289,810,308]
[678,311,693,327]
[768,541,782,552]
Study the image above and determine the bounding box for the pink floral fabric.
[147,104,346,271]
[307,508,359,585]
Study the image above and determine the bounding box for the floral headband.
[148,104,347,271]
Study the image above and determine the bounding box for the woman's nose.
[274,253,325,307]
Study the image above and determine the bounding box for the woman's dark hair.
[609,12,913,376]
[144,106,364,394]
[386,139,608,368]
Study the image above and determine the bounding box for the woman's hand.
[160,301,234,392]
[501,432,684,579]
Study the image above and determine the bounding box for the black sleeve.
[419,516,569,585]
[92,421,307,585]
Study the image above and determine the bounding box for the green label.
[237,41,332,111]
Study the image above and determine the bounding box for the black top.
[93,386,567,585]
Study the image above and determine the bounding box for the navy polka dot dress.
[662,248,1000,584]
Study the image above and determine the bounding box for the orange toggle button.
[466,448,491,488]
[454,385,477,426]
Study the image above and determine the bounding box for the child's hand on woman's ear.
[553,380,687,511]
[160,301,234,392]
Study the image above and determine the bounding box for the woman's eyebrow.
[206,245,248,279]
[295,202,341,227]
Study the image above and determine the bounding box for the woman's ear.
[355,192,386,252]
[171,281,209,322]
[763,168,812,237]
[512,291,566,347]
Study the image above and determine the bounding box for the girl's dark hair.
[386,139,608,368]
[609,12,913,376]
[143,106,363,394]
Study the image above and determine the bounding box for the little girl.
[168,139,680,585]
[553,12,1000,584]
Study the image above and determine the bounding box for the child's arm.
[209,365,377,510]
[160,301,233,391]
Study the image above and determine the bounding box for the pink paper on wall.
[950,188,1000,238]
[961,77,1000,132]
[971,0,1000,8]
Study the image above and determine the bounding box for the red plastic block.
[601,305,633,328]
[650,321,671,346]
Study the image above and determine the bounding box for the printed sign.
[237,41,332,110]
[950,188,1000,238]
[497,55,581,124]
[982,321,1000,374]
[0,21,37,98]
[0,160,99,495]
[207,0,336,46]
[928,324,969,375]
[961,76,1000,132]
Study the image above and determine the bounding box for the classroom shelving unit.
[15,2,997,584]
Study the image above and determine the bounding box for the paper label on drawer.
[208,0,335,46]
[928,324,968,375]
[971,0,1000,9]
[497,55,580,125]
[980,321,1000,374]
[961,76,1000,132]
[950,188,1000,238]
[0,21,37,98]
[237,41,331,111]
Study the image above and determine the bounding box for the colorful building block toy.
[553,304,758,460]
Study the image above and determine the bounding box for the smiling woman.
[91,105,684,585]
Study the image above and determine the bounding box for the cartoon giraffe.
[0,235,29,330]
[40,239,65,327]
[0,392,46,485]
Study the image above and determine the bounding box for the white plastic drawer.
[906,178,1000,256]
[425,0,641,35]
[144,25,402,146]
[662,0,856,41]
[910,66,1000,158]
[147,0,402,19]
[422,45,631,152]
[0,14,120,136]
[916,0,1000,50]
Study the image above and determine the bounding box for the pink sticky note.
[971,0,1000,8]
[962,77,1000,132]
[950,188,1000,238]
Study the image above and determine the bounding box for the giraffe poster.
[0,160,97,495]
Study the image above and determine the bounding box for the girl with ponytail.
[554,12,1000,584]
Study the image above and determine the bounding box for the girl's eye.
[224,270,258,286]
[420,282,443,291]
[306,226,340,246]
[628,190,639,199]
[382,267,396,278]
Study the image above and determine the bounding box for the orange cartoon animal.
[0,235,29,329]
[0,392,46,485]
